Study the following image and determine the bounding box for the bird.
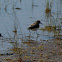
[28,20,42,36]
[28,20,42,31]
[28,20,42,41]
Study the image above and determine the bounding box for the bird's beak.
[40,22,42,24]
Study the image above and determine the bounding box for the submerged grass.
[45,8,51,14]
[40,26,56,31]
[22,41,34,44]
[45,0,52,14]
[0,0,62,62]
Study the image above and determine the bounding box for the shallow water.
[0,0,62,62]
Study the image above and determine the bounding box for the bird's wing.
[30,23,36,27]
[28,23,38,29]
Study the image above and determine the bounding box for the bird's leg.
[36,31,39,35]
[29,30,31,41]
[36,31,39,41]
[36,31,39,38]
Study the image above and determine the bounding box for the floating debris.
[0,33,3,37]
[15,8,21,10]
[22,41,34,44]
[32,5,38,7]
[0,53,13,56]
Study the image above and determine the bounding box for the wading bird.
[28,20,42,35]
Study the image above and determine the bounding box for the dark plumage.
[28,20,42,31]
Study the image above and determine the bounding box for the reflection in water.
[0,0,62,62]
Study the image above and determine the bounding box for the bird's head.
[36,20,42,24]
